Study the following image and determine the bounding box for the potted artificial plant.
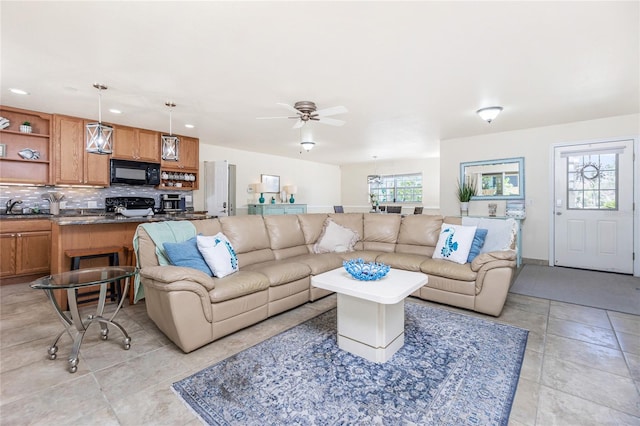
[456,177,477,216]
[20,121,32,133]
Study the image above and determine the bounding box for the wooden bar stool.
[64,246,124,305]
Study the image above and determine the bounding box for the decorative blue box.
[343,258,390,281]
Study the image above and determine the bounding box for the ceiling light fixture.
[85,83,113,154]
[161,102,180,161]
[300,122,315,151]
[476,106,503,123]
[109,108,122,114]
[300,141,315,151]
[184,124,195,129]
[9,88,29,95]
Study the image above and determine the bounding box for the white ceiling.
[1,1,638,165]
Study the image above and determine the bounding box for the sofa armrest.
[141,265,216,291]
[471,250,516,296]
[140,265,215,323]
[470,250,516,272]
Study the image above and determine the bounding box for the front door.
[553,139,635,273]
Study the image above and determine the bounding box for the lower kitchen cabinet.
[0,219,51,280]
[248,204,307,215]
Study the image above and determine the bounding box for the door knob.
[556,212,562,215]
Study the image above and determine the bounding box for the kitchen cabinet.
[160,135,199,190]
[53,114,110,186]
[248,204,307,215]
[0,219,51,280]
[0,106,52,185]
[113,125,160,162]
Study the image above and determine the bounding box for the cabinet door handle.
[16,233,21,237]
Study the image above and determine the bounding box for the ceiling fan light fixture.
[476,106,503,123]
[86,83,113,154]
[300,141,315,151]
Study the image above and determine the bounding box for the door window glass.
[567,153,617,209]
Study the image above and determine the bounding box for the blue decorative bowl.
[343,258,390,281]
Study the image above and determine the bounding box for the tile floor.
[0,282,639,425]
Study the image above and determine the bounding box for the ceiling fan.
[257,101,347,129]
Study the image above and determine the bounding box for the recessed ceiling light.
[9,88,29,95]
[109,109,122,114]
[184,124,195,129]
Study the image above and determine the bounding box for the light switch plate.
[88,201,97,208]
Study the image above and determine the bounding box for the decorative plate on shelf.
[343,258,390,281]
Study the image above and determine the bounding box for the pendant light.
[367,156,382,184]
[161,102,180,161]
[85,84,113,154]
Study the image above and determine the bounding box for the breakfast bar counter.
[47,213,211,309]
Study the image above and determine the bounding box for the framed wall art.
[261,174,280,193]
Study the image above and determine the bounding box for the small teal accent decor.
[289,195,295,203]
[259,193,265,204]
[440,227,459,258]
[343,258,390,281]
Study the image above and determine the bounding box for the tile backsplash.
[0,185,192,212]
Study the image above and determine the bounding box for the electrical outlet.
[88,201,98,208]
[59,201,66,209]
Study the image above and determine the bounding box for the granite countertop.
[0,212,213,224]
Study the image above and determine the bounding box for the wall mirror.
[460,157,525,200]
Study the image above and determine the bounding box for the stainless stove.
[105,197,156,213]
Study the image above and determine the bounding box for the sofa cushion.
[208,271,270,303]
[288,252,344,275]
[197,233,239,278]
[467,228,488,263]
[220,215,271,253]
[420,258,478,282]
[363,213,401,244]
[163,237,213,276]
[397,215,443,247]
[242,260,311,286]
[433,224,477,264]
[297,213,330,245]
[376,253,429,272]
[328,213,364,240]
[264,215,306,249]
[313,219,360,254]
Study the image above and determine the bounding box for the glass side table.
[30,266,138,373]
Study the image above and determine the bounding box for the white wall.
[440,113,640,262]
[194,144,341,214]
[340,157,440,214]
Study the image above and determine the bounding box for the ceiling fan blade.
[317,117,345,126]
[291,120,305,129]
[314,105,348,117]
[256,116,293,120]
[276,102,302,115]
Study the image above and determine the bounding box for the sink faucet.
[5,199,23,214]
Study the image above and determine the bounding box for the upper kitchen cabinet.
[53,114,110,186]
[161,136,199,171]
[159,135,199,190]
[0,106,53,185]
[113,125,160,163]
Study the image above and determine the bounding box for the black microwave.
[110,159,161,186]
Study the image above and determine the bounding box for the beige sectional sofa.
[135,213,517,353]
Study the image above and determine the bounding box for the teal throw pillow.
[163,237,213,276]
[467,228,488,263]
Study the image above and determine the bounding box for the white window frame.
[368,173,422,203]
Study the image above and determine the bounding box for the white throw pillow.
[313,219,360,254]
[432,224,477,264]
[461,217,517,253]
[197,233,239,278]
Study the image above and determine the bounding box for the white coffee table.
[311,267,427,363]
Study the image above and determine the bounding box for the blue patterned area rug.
[172,302,528,425]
